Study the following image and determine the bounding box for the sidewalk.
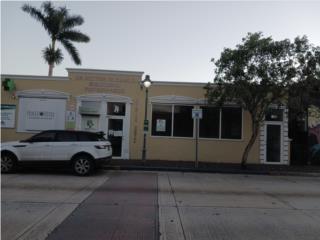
[103,159,320,177]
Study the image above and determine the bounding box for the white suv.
[1,130,112,176]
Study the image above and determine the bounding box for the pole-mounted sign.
[192,108,202,168]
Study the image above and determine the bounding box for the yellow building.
[1,68,290,165]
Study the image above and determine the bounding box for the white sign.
[66,111,76,122]
[24,99,66,131]
[192,109,203,119]
[156,119,166,132]
[1,105,16,128]
[18,98,66,132]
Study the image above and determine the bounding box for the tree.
[22,2,90,76]
[288,36,320,119]
[205,32,305,167]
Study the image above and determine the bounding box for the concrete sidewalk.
[104,159,320,177]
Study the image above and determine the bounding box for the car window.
[56,132,77,142]
[77,132,106,141]
[31,132,56,142]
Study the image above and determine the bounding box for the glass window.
[221,107,242,139]
[173,106,193,137]
[107,102,126,116]
[199,107,220,138]
[77,132,106,141]
[30,131,56,142]
[56,131,77,142]
[152,105,172,136]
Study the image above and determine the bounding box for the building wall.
[1,70,260,164]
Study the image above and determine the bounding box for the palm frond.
[58,30,90,43]
[41,2,55,18]
[42,46,63,65]
[63,15,84,29]
[60,40,81,65]
[21,4,47,29]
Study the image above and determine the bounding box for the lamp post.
[141,75,152,162]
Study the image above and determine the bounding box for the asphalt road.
[2,170,320,240]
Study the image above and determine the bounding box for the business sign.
[1,104,16,128]
[18,98,66,132]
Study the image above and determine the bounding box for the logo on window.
[114,105,120,114]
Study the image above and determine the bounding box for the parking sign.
[192,109,203,119]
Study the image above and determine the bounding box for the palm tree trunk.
[241,120,259,168]
[48,64,54,76]
[48,39,56,76]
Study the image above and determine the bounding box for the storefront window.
[173,106,193,137]
[152,104,242,139]
[152,105,172,136]
[221,107,242,139]
[200,107,220,138]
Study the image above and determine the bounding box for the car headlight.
[95,145,110,150]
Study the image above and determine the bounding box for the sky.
[1,1,320,83]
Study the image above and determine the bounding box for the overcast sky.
[1,1,320,82]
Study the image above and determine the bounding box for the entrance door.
[107,117,124,158]
[266,124,282,163]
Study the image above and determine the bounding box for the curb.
[102,165,320,177]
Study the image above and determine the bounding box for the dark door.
[266,124,281,163]
[108,118,123,157]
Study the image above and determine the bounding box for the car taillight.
[95,145,110,150]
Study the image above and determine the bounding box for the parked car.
[1,130,112,176]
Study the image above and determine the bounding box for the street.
[2,170,320,240]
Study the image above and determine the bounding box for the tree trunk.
[241,121,259,168]
[48,39,56,76]
[48,64,54,76]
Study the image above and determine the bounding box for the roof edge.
[1,74,68,81]
[66,68,144,76]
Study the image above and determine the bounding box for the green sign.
[2,78,16,92]
[144,120,149,132]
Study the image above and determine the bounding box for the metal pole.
[142,87,148,162]
[195,118,199,168]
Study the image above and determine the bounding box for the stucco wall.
[1,71,260,164]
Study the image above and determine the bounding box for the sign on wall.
[66,111,76,130]
[81,116,99,131]
[1,104,16,128]
[18,98,66,132]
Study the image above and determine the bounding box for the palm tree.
[22,2,90,76]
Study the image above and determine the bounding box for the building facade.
[1,68,290,165]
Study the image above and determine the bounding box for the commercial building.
[1,68,290,165]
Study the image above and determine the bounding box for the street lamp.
[141,75,152,162]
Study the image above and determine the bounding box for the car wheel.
[1,152,17,173]
[72,155,94,176]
